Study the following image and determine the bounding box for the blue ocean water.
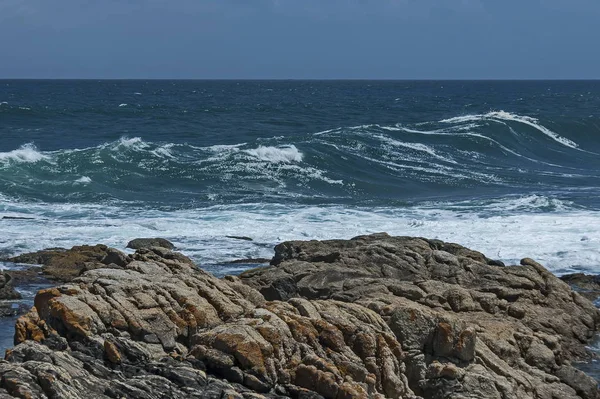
[0,80,599,275]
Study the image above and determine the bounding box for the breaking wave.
[0,111,597,208]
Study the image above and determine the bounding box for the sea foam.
[0,144,48,164]
[0,197,596,275]
[74,176,92,184]
[244,145,304,163]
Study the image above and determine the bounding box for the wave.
[440,111,580,150]
[0,144,49,164]
[0,110,598,206]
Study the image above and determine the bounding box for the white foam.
[119,103,128,107]
[202,143,245,153]
[134,92,142,96]
[0,144,49,164]
[441,111,580,150]
[244,145,303,163]
[0,198,597,275]
[374,134,457,164]
[150,144,175,159]
[74,176,92,184]
[112,137,149,150]
[313,128,338,136]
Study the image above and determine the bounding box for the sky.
[0,0,599,79]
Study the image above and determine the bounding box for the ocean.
[0,80,599,277]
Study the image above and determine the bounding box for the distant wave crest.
[440,110,580,150]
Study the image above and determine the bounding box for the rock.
[4,266,43,286]
[126,237,175,250]
[0,234,598,399]
[241,234,600,398]
[227,258,271,265]
[0,273,20,300]
[226,236,253,242]
[7,247,67,265]
[0,302,29,318]
[9,245,130,282]
[561,273,600,302]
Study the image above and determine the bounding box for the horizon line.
[1,78,600,82]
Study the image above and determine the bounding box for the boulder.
[126,237,175,250]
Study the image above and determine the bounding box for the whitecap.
[112,137,149,150]
[244,145,303,163]
[119,103,128,107]
[134,92,142,96]
[202,144,246,153]
[0,144,49,164]
[74,176,92,184]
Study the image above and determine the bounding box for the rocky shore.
[0,233,599,398]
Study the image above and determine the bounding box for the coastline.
[0,234,598,398]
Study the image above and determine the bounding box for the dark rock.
[0,302,28,317]
[8,248,67,265]
[226,236,253,241]
[127,237,175,250]
[0,272,20,300]
[561,273,600,302]
[4,266,43,286]
[227,258,271,265]
[8,245,130,282]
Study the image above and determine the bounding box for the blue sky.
[1,0,599,79]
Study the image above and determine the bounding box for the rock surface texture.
[0,234,599,398]
[126,238,175,250]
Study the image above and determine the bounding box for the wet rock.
[126,237,175,250]
[9,245,130,282]
[561,273,600,302]
[4,266,43,286]
[0,273,20,300]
